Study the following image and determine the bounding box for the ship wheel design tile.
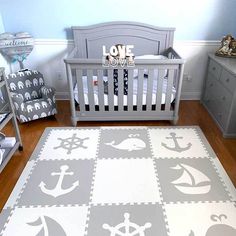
[103,213,151,236]
[39,129,100,160]
[87,204,168,236]
[53,133,89,154]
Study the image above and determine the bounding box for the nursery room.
[0,0,236,235]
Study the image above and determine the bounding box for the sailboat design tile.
[1,206,88,236]
[155,158,231,203]
[149,128,209,158]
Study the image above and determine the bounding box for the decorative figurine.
[215,34,236,58]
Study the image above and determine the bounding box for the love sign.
[102,44,135,67]
[103,45,134,59]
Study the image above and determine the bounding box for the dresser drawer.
[205,73,217,92]
[220,69,236,94]
[203,77,232,131]
[203,77,218,118]
[208,59,222,80]
[215,110,229,131]
[215,84,232,129]
[217,86,233,112]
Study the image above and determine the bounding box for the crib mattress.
[74,76,176,106]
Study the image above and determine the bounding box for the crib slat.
[146,69,154,111]
[128,69,134,111]
[156,69,165,111]
[87,69,95,111]
[165,69,174,111]
[97,69,104,112]
[108,69,114,111]
[118,69,124,111]
[76,69,85,113]
[137,69,144,111]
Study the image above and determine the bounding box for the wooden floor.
[0,100,235,210]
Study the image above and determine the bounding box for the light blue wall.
[0,0,235,40]
[0,13,4,33]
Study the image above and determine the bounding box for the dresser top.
[209,53,236,75]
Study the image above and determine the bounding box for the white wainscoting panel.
[174,40,220,100]
[1,39,220,100]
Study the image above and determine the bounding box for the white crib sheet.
[74,76,176,106]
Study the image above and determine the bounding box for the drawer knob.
[226,78,230,83]
[212,67,216,71]
[222,96,226,101]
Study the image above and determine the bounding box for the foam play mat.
[0,126,235,236]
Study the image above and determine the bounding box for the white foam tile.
[92,158,161,204]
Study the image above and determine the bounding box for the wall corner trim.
[34,39,221,47]
[34,39,74,45]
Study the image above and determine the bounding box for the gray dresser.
[202,53,236,138]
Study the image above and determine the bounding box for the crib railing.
[65,56,184,126]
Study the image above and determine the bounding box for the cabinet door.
[214,84,232,130]
[203,73,218,115]
[208,59,222,80]
[220,69,236,94]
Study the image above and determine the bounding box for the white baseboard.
[181,91,202,100]
[55,92,69,100]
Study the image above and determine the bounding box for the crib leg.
[71,117,77,127]
[171,118,178,125]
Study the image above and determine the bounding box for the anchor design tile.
[148,128,209,158]
[39,165,79,198]
[17,160,95,206]
[155,158,231,203]
[87,204,168,236]
[39,129,100,160]
[1,205,88,236]
[98,129,152,159]
[164,202,236,236]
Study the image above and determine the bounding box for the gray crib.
[64,22,185,126]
